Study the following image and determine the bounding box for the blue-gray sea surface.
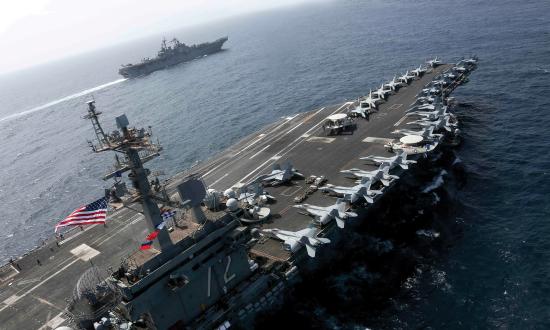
[1,0,549,328]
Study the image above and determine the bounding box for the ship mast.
[83,100,173,252]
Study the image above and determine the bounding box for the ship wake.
[0,78,127,123]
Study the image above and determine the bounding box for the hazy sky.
[0,0,325,74]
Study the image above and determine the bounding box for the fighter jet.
[407,115,456,132]
[407,106,449,120]
[397,71,415,85]
[427,57,442,67]
[414,96,435,105]
[253,162,304,185]
[237,182,276,205]
[392,126,443,141]
[351,100,373,119]
[294,199,357,228]
[261,227,330,258]
[384,76,403,91]
[340,163,399,187]
[360,150,417,170]
[321,177,382,204]
[421,86,441,96]
[407,103,437,112]
[411,65,427,77]
[443,72,457,80]
[452,65,467,73]
[363,90,383,109]
[431,79,449,87]
[372,84,391,100]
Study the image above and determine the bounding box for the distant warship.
[118,36,228,78]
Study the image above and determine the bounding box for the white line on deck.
[0,258,80,312]
[233,102,352,185]
[394,115,408,127]
[249,144,271,159]
[232,135,266,157]
[95,214,142,246]
[38,312,65,330]
[210,173,228,186]
[282,123,303,136]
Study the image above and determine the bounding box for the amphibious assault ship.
[0,57,477,330]
[118,37,228,78]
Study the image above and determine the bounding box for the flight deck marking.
[306,137,335,143]
[389,103,403,110]
[233,102,352,185]
[2,294,19,305]
[0,258,80,313]
[33,294,65,311]
[70,244,100,261]
[94,214,142,246]
[279,205,292,215]
[38,312,65,330]
[16,277,42,286]
[280,186,302,197]
[210,173,228,187]
[202,114,304,179]
[394,116,408,127]
[282,123,303,136]
[249,144,271,159]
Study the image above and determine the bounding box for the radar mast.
[84,100,173,251]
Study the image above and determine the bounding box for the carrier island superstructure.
[0,57,477,329]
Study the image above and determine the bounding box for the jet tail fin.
[304,244,316,258]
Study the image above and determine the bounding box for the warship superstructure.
[0,57,477,330]
[118,37,228,78]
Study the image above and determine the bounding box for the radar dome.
[224,189,236,199]
[226,198,239,211]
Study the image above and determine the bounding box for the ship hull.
[118,37,228,78]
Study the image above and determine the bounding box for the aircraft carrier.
[0,57,477,330]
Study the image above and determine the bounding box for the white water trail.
[0,78,127,123]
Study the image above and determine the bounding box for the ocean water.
[1,0,550,328]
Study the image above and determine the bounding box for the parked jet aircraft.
[294,199,357,228]
[360,151,417,170]
[411,65,427,77]
[351,101,373,118]
[407,106,449,120]
[363,90,383,109]
[397,71,415,85]
[427,57,442,67]
[384,76,403,91]
[321,177,382,203]
[261,227,330,258]
[392,126,443,141]
[407,115,455,132]
[372,84,391,100]
[253,162,304,185]
[340,163,399,186]
[237,183,276,205]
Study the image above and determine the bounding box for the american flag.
[55,197,108,232]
